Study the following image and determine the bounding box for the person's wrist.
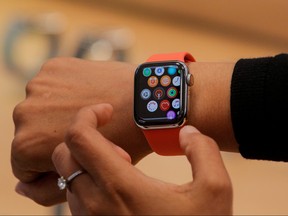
[187,62,238,152]
[126,65,153,162]
[106,64,152,163]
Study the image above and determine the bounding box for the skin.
[11,57,238,206]
[52,104,233,215]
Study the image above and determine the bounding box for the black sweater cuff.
[231,54,288,162]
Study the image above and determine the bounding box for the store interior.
[1,0,288,215]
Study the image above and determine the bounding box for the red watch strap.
[147,52,195,63]
[143,127,183,155]
[143,52,195,156]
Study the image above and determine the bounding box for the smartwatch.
[134,52,195,155]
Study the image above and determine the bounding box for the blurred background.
[1,0,288,215]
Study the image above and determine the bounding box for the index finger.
[65,104,132,182]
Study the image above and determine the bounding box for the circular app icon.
[160,100,170,111]
[153,87,164,100]
[140,89,151,100]
[172,98,180,109]
[160,75,171,87]
[143,68,152,77]
[155,67,165,76]
[167,110,176,119]
[172,76,181,86]
[147,76,158,87]
[167,87,177,98]
[147,100,158,112]
[168,66,177,75]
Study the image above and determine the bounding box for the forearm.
[12,58,239,171]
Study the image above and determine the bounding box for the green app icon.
[143,68,152,77]
[167,87,177,98]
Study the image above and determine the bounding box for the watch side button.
[186,73,194,86]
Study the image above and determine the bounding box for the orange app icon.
[160,75,171,87]
[148,76,158,87]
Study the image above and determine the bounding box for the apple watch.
[134,52,195,155]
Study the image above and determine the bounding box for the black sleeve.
[231,54,288,162]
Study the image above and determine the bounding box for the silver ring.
[57,170,85,191]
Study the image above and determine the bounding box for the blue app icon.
[168,67,177,75]
[155,67,165,76]
[141,89,151,100]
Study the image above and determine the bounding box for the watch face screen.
[134,61,188,127]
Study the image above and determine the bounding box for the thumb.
[179,126,230,184]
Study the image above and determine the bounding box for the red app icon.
[160,100,170,111]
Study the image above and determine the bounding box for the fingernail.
[15,183,26,197]
[181,125,200,134]
[179,126,200,149]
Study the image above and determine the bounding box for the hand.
[11,58,151,206]
[52,104,233,215]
